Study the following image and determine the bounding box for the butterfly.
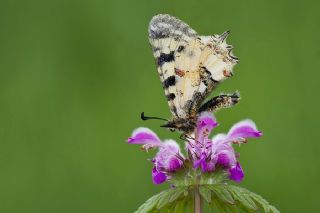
[143,14,240,137]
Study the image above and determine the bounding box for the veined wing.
[148,14,197,118]
[148,14,238,119]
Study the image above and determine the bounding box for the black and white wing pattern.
[148,14,238,119]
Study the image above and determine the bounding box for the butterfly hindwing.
[148,14,238,119]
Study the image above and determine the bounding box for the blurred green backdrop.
[0,0,319,212]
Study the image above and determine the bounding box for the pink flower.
[188,112,262,182]
[229,162,244,182]
[128,127,162,150]
[128,128,184,184]
[128,113,262,184]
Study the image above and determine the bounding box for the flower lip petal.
[196,112,218,142]
[167,158,182,172]
[154,140,184,172]
[127,127,162,146]
[197,112,218,130]
[229,162,244,182]
[227,119,262,141]
[217,153,231,167]
[152,167,167,184]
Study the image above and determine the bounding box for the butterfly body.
[148,14,240,136]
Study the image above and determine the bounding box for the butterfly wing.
[148,14,238,119]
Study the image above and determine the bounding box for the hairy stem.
[194,172,202,213]
[194,186,202,213]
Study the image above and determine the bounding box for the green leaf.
[211,198,228,213]
[224,203,238,213]
[229,185,280,213]
[200,168,229,185]
[172,167,229,187]
[249,191,271,212]
[135,193,160,213]
[207,184,235,204]
[169,187,187,202]
[268,205,280,213]
[173,197,186,213]
[203,184,279,213]
[156,191,172,209]
[135,186,188,213]
[185,195,194,213]
[135,183,279,213]
[228,185,258,210]
[199,186,211,203]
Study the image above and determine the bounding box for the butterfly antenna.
[141,112,168,122]
[219,30,230,42]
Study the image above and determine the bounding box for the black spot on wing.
[202,66,219,84]
[166,93,176,101]
[177,45,185,52]
[157,51,175,66]
[163,76,176,88]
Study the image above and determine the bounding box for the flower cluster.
[127,112,262,184]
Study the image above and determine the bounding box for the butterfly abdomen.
[161,118,197,135]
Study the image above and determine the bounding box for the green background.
[0,0,319,212]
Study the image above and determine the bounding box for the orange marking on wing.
[175,68,185,77]
[223,70,233,77]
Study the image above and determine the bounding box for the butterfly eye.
[169,128,176,132]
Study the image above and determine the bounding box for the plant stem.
[194,186,202,213]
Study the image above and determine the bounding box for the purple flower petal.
[162,140,181,153]
[227,119,262,142]
[167,158,182,172]
[211,134,235,166]
[193,152,215,172]
[154,140,184,172]
[229,162,244,182]
[196,112,218,140]
[215,145,237,166]
[217,153,231,167]
[204,161,215,172]
[211,133,227,144]
[127,128,162,149]
[197,112,218,129]
[193,157,205,170]
[152,167,167,184]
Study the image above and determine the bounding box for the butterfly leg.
[198,92,240,113]
[179,134,186,141]
[179,133,196,142]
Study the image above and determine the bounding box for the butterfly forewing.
[149,14,197,118]
[148,14,238,120]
